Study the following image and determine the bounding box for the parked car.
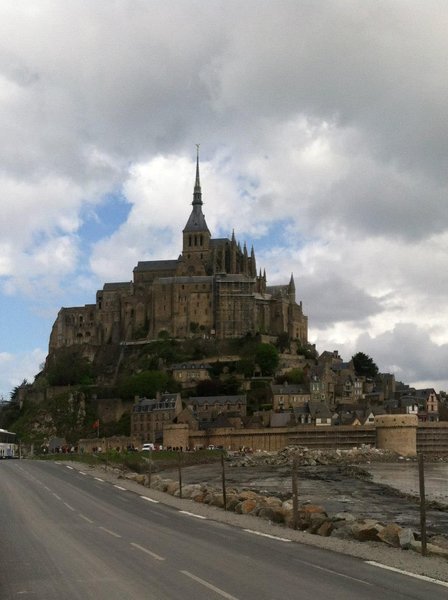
[141,443,155,451]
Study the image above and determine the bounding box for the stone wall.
[163,421,448,455]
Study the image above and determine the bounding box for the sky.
[1,0,448,399]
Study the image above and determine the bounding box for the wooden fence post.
[418,453,427,556]
[221,452,227,511]
[292,457,299,530]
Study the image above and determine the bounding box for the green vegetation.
[254,343,279,375]
[117,370,177,400]
[46,348,93,386]
[276,368,304,385]
[352,352,379,379]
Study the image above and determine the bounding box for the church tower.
[181,147,211,275]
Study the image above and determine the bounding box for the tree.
[276,368,304,385]
[352,352,379,378]
[255,343,279,376]
[118,370,176,400]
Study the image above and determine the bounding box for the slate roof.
[103,282,132,291]
[133,393,179,413]
[133,260,178,272]
[271,384,308,395]
[188,395,246,406]
[183,205,210,233]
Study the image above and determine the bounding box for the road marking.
[52,493,61,500]
[79,472,86,475]
[294,558,372,586]
[130,542,165,561]
[180,570,239,600]
[243,529,291,542]
[66,465,74,470]
[140,496,159,503]
[179,510,207,519]
[79,514,94,524]
[366,561,448,588]
[63,502,75,511]
[99,526,121,538]
[94,477,104,482]
[114,485,127,491]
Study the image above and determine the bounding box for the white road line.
[243,529,291,543]
[366,561,448,588]
[180,570,240,600]
[294,558,372,586]
[66,465,74,470]
[130,542,165,561]
[140,496,159,503]
[63,502,75,511]
[114,485,127,491]
[98,526,121,538]
[79,471,86,475]
[78,514,94,524]
[179,510,207,520]
[52,493,61,500]
[94,477,104,482]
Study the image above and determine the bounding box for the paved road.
[1,460,447,600]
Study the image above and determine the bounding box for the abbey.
[49,156,308,351]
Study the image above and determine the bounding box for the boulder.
[378,523,402,548]
[238,490,259,501]
[210,493,225,508]
[258,507,285,524]
[166,481,179,495]
[226,498,240,512]
[351,519,384,542]
[398,528,414,550]
[240,498,258,514]
[316,520,334,537]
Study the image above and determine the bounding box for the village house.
[171,362,211,388]
[186,394,247,423]
[131,393,182,444]
[271,383,310,411]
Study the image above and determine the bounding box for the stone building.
[131,393,182,444]
[49,153,308,350]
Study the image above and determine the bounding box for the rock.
[210,493,225,508]
[238,490,258,501]
[226,498,240,512]
[264,496,282,508]
[241,498,258,514]
[166,481,179,495]
[181,484,202,499]
[411,540,448,559]
[429,535,448,550]
[378,523,402,547]
[316,520,334,537]
[351,519,384,542]
[331,525,353,540]
[258,507,284,524]
[333,512,356,522]
[398,528,414,550]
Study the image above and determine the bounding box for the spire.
[289,272,295,289]
[193,143,202,206]
[183,145,210,235]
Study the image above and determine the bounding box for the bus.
[0,428,17,458]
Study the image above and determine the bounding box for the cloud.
[0,349,46,399]
[0,1,447,393]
